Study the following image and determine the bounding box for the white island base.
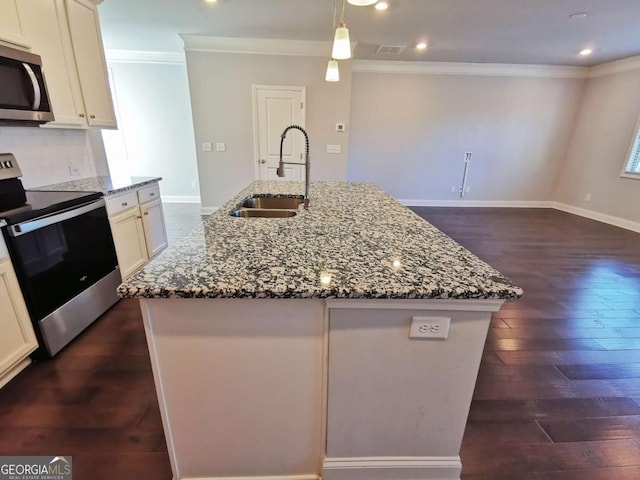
[139,298,503,480]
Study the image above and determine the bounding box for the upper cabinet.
[17,0,116,129]
[0,0,29,49]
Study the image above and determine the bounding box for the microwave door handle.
[22,63,41,110]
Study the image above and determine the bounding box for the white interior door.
[254,85,305,181]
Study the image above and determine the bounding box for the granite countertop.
[35,175,162,196]
[118,181,523,300]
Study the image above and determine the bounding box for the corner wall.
[553,67,640,225]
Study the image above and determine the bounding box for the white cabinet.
[141,199,168,259]
[109,206,148,278]
[0,0,29,49]
[0,255,38,389]
[107,183,168,278]
[65,0,115,127]
[17,0,116,128]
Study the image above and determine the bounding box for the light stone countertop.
[35,175,162,196]
[117,181,523,300]
[0,219,6,228]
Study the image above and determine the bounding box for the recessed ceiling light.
[204,0,217,3]
[416,42,428,50]
[569,12,588,19]
[375,1,389,10]
[347,0,377,5]
[579,48,593,56]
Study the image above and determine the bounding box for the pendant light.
[332,0,351,59]
[325,59,340,82]
[347,0,377,5]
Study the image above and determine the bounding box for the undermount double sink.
[230,195,305,218]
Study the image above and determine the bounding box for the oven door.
[6,199,118,323]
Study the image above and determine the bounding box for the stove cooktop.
[0,190,102,226]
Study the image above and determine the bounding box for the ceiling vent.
[375,45,406,54]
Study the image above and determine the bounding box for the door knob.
[259,159,266,164]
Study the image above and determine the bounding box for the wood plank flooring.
[0,206,638,479]
[413,207,640,480]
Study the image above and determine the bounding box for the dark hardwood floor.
[0,206,639,479]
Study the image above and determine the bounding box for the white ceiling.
[98,0,640,66]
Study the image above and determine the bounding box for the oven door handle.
[9,199,106,237]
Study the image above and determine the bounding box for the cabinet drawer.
[105,191,138,217]
[137,184,161,204]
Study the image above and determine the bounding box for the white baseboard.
[551,202,640,233]
[200,206,219,215]
[399,199,553,208]
[184,476,319,480]
[322,456,461,480]
[162,195,201,204]
[398,198,640,233]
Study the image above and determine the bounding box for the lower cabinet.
[109,206,148,278]
[107,183,168,278]
[0,258,38,389]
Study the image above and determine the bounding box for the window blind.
[625,125,640,174]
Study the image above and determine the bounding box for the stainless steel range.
[0,153,121,356]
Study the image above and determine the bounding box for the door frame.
[251,84,306,181]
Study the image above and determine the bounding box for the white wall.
[105,61,200,201]
[554,68,640,223]
[347,71,585,203]
[185,51,352,209]
[0,127,98,188]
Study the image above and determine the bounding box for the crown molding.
[352,59,589,79]
[588,54,640,78]
[105,49,186,65]
[180,35,350,57]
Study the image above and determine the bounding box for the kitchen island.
[118,181,522,480]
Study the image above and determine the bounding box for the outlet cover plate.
[410,316,451,339]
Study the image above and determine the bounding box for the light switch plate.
[216,142,226,152]
[202,142,212,152]
[327,144,341,154]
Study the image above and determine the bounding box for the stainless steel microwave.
[0,44,54,125]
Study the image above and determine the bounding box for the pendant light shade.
[347,0,377,5]
[325,59,340,82]
[332,22,351,59]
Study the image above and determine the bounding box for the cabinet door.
[0,260,38,388]
[140,199,168,258]
[65,0,116,128]
[109,207,148,278]
[0,0,29,48]
[17,0,87,127]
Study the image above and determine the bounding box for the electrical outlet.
[410,316,451,339]
[202,142,212,152]
[327,144,341,154]
[216,142,226,152]
[450,186,457,193]
[191,181,197,189]
[68,165,81,176]
[465,186,471,193]
[336,123,346,133]
[585,193,592,202]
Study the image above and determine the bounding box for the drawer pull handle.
[79,113,85,118]
[144,212,149,216]
[122,202,128,207]
[90,115,96,119]
[150,193,155,196]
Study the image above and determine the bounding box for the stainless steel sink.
[239,195,304,210]
[230,209,297,218]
